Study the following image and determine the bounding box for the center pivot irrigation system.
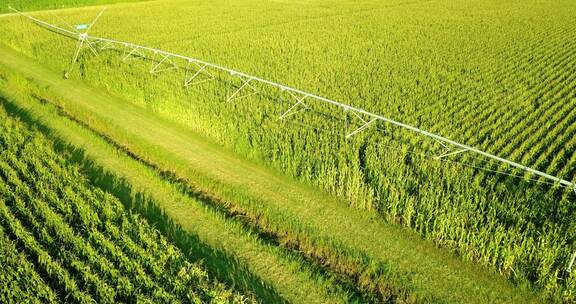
[9,7,576,269]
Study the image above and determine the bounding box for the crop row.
[0,107,252,303]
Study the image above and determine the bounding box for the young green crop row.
[0,106,252,303]
[1,0,576,301]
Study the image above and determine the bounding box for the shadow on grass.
[0,96,286,304]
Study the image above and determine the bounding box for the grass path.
[0,43,539,303]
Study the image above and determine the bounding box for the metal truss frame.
[279,90,308,120]
[150,52,178,74]
[227,73,258,102]
[96,40,115,50]
[65,32,100,78]
[123,44,146,61]
[11,5,576,271]
[435,148,469,160]
[184,60,215,87]
[10,6,574,191]
[345,109,377,139]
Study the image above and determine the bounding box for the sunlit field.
[1,0,576,302]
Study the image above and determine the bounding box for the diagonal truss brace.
[436,148,469,160]
[347,118,377,138]
[227,73,258,102]
[123,45,147,61]
[150,53,178,74]
[434,138,451,153]
[279,91,309,120]
[97,40,115,50]
[184,60,215,87]
[346,109,377,139]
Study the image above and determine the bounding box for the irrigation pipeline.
[9,7,576,193]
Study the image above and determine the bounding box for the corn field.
[1,0,576,302]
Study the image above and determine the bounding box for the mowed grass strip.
[0,44,540,302]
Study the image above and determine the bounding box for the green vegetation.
[0,0,575,302]
[1,0,143,14]
[0,43,537,303]
[0,103,252,302]
[0,61,359,303]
